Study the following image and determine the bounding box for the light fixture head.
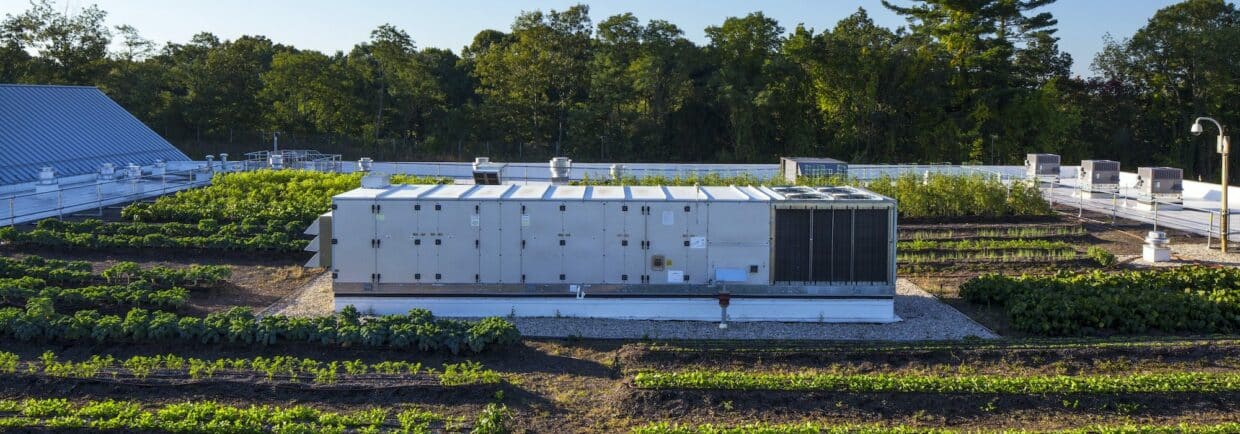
[1191,122,1204,136]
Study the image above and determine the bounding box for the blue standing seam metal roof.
[0,84,189,185]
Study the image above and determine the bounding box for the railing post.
[56,190,63,220]
[1116,194,1125,226]
[1208,213,1215,250]
[8,197,13,226]
[1153,199,1159,232]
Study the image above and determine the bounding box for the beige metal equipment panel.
[645,201,690,284]
[683,202,710,284]
[478,200,523,283]
[601,201,645,284]
[706,202,771,285]
[331,199,376,284]
[438,201,480,283]
[563,201,605,284]
[520,202,563,283]
[375,200,417,283]
[413,201,440,282]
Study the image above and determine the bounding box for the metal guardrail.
[3,160,1233,249]
[0,163,245,227]
[1036,179,1237,247]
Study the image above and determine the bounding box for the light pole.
[1192,117,1231,253]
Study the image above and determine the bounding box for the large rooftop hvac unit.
[325,184,897,322]
[779,157,848,183]
[1136,167,1183,206]
[1077,160,1120,198]
[1025,154,1061,178]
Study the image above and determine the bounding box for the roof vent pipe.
[37,167,56,183]
[35,166,59,193]
[550,157,572,184]
[473,157,490,171]
[219,153,229,172]
[99,163,116,181]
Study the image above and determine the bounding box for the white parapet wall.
[335,296,899,323]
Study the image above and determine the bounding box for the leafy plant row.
[902,225,1086,241]
[898,249,1078,264]
[0,256,93,285]
[0,255,230,289]
[0,220,306,252]
[860,174,1052,218]
[632,422,1240,434]
[0,277,188,310]
[0,171,450,253]
[0,398,461,433]
[960,266,1240,335]
[123,170,450,227]
[0,351,501,386]
[899,238,1076,252]
[0,300,520,354]
[632,370,1240,393]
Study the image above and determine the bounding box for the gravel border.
[507,279,998,340]
[271,277,997,341]
[1127,242,1240,268]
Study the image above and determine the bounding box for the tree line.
[1,0,1237,181]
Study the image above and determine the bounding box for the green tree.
[1092,0,1240,181]
[705,12,785,161]
[1,0,112,84]
[473,5,593,157]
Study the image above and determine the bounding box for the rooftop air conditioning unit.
[1025,154,1060,178]
[779,157,848,183]
[1136,167,1183,204]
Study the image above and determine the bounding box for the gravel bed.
[1127,242,1240,268]
[259,272,334,317]
[509,279,998,340]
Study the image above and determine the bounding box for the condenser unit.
[779,157,848,183]
[1025,154,1060,178]
[1077,160,1120,198]
[1136,167,1183,205]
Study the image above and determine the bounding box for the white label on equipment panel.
[470,215,480,227]
[662,210,674,225]
[521,215,530,227]
[689,236,706,249]
[667,270,683,283]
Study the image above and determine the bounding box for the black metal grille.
[773,209,812,282]
[774,207,889,284]
[853,209,889,282]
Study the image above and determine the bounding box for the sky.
[0,0,1188,77]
